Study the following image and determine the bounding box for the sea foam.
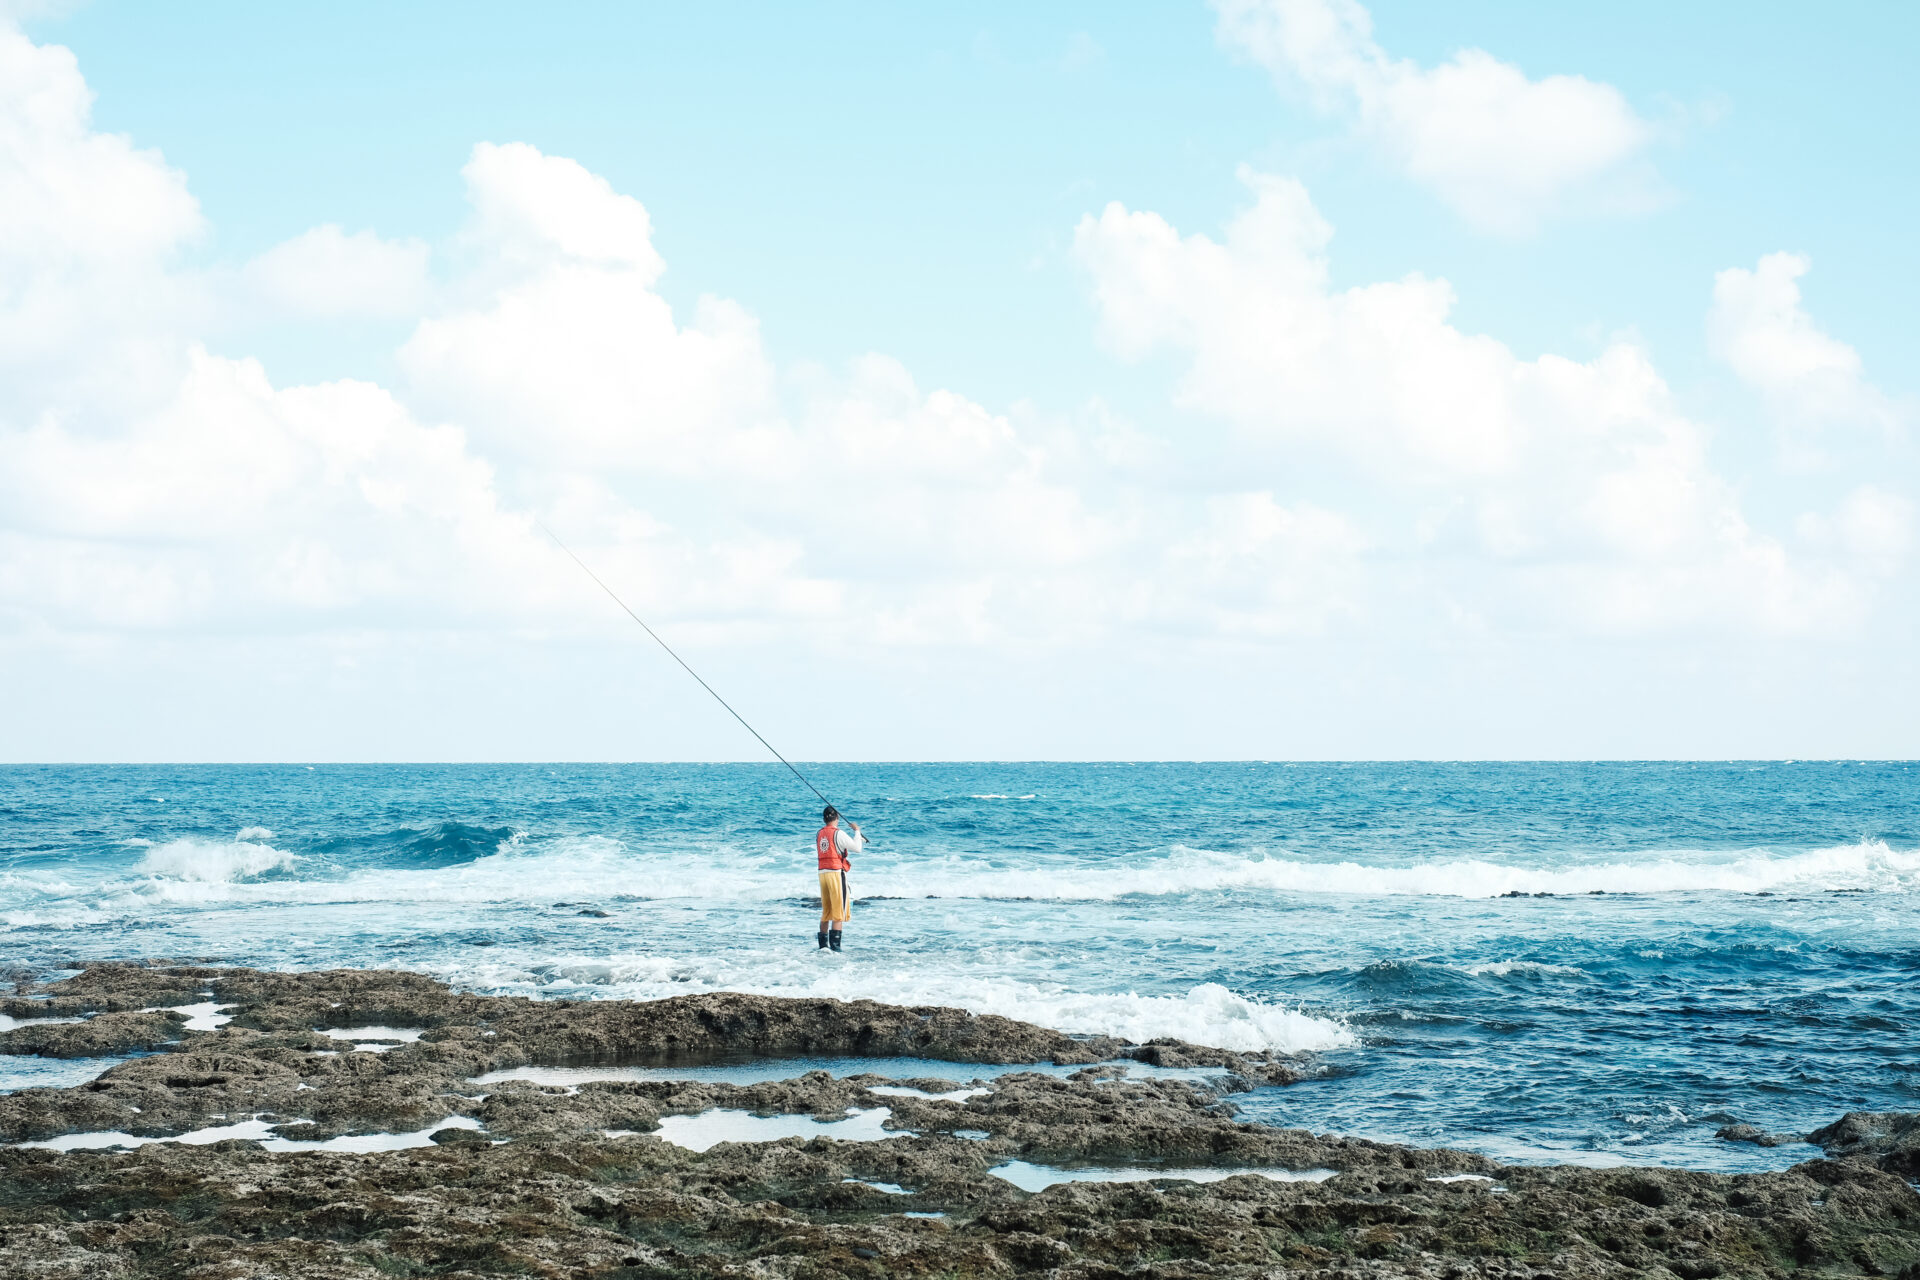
[137,838,298,883]
[72,833,1920,911]
[355,837,1894,905]
[1458,961,1588,980]
[445,954,1355,1056]
[878,839,1920,901]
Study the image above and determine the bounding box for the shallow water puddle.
[843,1177,911,1194]
[866,1085,991,1103]
[470,1057,1216,1090]
[0,1055,138,1094]
[3,1004,233,1039]
[473,1057,1003,1089]
[142,1002,236,1032]
[0,1013,85,1033]
[1427,1173,1496,1183]
[990,1160,1338,1192]
[321,1026,424,1052]
[653,1107,912,1153]
[18,1114,484,1153]
[1092,1067,1236,1086]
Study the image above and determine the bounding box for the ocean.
[2,761,1915,1171]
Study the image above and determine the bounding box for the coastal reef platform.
[2,964,1918,1277]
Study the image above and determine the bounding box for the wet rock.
[3,961,220,1015]
[429,1126,488,1145]
[212,965,484,1036]
[0,1009,186,1057]
[1127,1038,1303,1085]
[0,966,1248,1146]
[1809,1110,1920,1176]
[1717,1121,1793,1147]
[483,990,1129,1066]
[476,1079,660,1140]
[3,964,1918,1278]
[268,1121,331,1141]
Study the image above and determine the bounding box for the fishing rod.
[536,521,858,829]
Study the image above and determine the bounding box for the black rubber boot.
[828,930,843,952]
[816,930,829,950]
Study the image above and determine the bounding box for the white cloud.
[462,140,663,275]
[1213,0,1654,233]
[1077,169,1523,477]
[0,21,201,419]
[1152,494,1367,637]
[393,144,1120,637]
[1708,252,1895,437]
[1074,169,1881,634]
[1798,485,1914,563]
[1834,486,1913,560]
[0,79,1147,652]
[243,223,430,319]
[0,23,199,266]
[0,347,541,631]
[0,19,1912,761]
[398,143,776,473]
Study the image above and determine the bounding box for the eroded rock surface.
[1810,1111,1920,1178]
[0,963,1916,1278]
[0,1010,187,1059]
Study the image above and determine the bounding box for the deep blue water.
[2,761,1916,1170]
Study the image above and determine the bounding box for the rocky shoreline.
[2,965,1917,1278]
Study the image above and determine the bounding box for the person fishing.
[537,526,877,951]
[815,805,864,952]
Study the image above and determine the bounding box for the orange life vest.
[816,823,849,871]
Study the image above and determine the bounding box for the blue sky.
[39,1,1919,398]
[2,1,1915,760]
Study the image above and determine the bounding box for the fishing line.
[537,521,841,815]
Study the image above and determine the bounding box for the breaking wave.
[1458,961,1588,980]
[390,822,518,869]
[442,954,1355,1055]
[10,835,1917,922]
[137,838,298,883]
[884,839,1920,900]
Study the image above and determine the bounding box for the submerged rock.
[1716,1121,1795,1148]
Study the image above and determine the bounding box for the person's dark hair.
[822,805,839,824]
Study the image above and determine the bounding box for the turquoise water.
[2,762,1916,1170]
